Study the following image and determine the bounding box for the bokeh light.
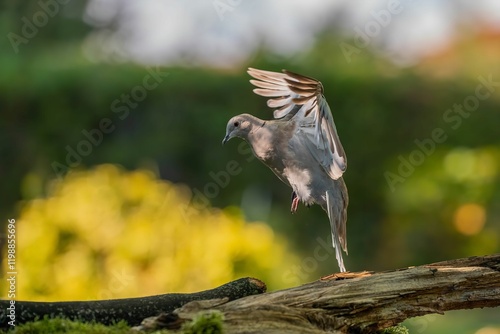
[444,148,497,183]
[4,165,301,301]
[453,203,486,236]
[475,327,500,334]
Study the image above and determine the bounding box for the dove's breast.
[247,120,294,185]
[249,120,318,205]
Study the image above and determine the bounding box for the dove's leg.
[291,191,299,213]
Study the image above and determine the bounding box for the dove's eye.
[234,121,240,127]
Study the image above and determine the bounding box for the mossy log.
[1,255,499,333]
[138,254,500,333]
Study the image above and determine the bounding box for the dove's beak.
[222,135,229,145]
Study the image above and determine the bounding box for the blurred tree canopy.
[1,2,500,306]
[6,165,298,300]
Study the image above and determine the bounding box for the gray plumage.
[223,68,349,272]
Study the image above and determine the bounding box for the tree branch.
[138,254,500,333]
[2,255,499,332]
[0,277,266,328]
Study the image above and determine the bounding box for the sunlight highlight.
[444,148,497,183]
[453,203,486,236]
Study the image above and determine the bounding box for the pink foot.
[291,195,299,214]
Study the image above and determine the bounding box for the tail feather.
[325,187,348,272]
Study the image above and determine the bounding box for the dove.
[223,68,348,272]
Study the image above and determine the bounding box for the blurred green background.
[1,1,500,333]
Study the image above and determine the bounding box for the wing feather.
[267,96,292,108]
[248,67,347,179]
[253,88,290,97]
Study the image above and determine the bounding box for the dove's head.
[222,114,258,145]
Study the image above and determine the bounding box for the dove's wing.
[248,68,347,180]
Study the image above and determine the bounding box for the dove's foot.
[291,191,299,213]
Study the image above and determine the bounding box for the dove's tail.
[325,181,348,272]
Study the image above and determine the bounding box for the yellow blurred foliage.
[5,164,301,301]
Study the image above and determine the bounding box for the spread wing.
[247,68,347,180]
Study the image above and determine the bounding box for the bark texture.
[2,255,499,333]
[138,254,500,333]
